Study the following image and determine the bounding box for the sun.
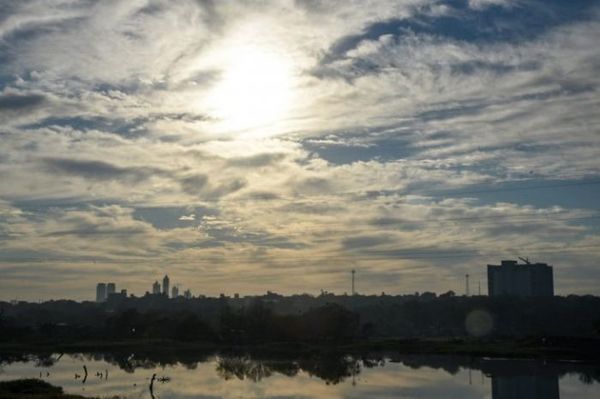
[208,46,295,134]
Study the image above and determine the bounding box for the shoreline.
[2,337,599,363]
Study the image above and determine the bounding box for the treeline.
[219,301,359,342]
[1,294,600,344]
[0,301,360,344]
[103,302,358,343]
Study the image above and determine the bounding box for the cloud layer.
[1,0,599,300]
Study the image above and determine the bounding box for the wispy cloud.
[0,0,599,299]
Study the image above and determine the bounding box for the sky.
[0,0,599,301]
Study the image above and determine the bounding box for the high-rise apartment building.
[487,260,554,297]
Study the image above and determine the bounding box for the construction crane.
[518,257,531,265]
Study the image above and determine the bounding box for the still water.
[1,352,598,398]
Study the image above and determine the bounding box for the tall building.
[152,281,161,294]
[183,289,192,299]
[96,283,107,302]
[162,275,170,296]
[106,283,116,296]
[487,260,554,297]
[171,285,179,298]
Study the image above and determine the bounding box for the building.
[152,281,161,294]
[162,275,170,296]
[106,283,116,296]
[96,283,107,302]
[183,289,192,299]
[171,285,179,298]
[487,260,554,297]
[107,290,127,305]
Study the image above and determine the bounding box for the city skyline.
[0,253,591,302]
[8,258,558,302]
[1,0,599,301]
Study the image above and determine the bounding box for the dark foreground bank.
[2,336,600,362]
[2,295,599,365]
[3,295,600,344]
[0,379,116,399]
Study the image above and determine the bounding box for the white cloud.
[0,0,598,299]
[468,0,516,10]
[179,214,196,221]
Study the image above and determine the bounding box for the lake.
[1,351,598,398]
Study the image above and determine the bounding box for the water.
[1,351,598,398]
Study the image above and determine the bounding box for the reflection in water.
[149,373,156,399]
[492,375,559,399]
[0,351,598,398]
[475,358,561,399]
[215,355,379,385]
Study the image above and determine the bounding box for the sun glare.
[208,46,294,134]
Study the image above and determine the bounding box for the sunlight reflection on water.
[0,353,598,399]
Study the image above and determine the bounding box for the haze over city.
[1,0,599,301]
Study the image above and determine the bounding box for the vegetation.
[1,294,599,359]
[0,379,117,399]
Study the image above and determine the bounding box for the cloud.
[0,90,53,126]
[468,0,515,10]
[292,177,334,195]
[314,1,598,81]
[226,153,286,168]
[0,92,46,111]
[0,0,598,299]
[179,174,210,195]
[1,1,220,85]
[0,0,88,41]
[342,234,396,250]
[209,178,247,198]
[42,157,165,182]
[178,173,246,199]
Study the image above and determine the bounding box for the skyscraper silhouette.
[152,281,161,294]
[163,275,170,297]
[96,283,106,302]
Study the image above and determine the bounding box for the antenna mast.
[351,269,356,295]
[465,274,470,296]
